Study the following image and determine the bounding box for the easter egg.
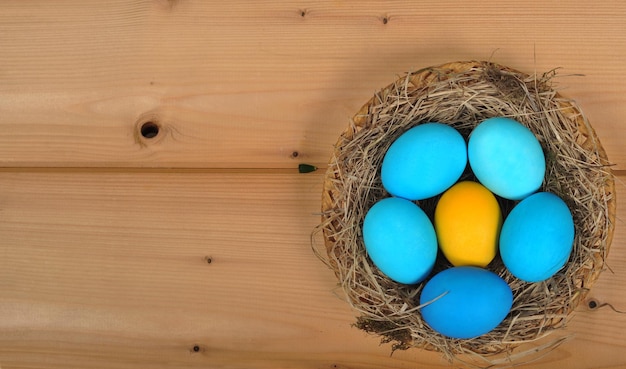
[381,123,467,201]
[468,117,545,200]
[362,197,438,284]
[419,266,513,339]
[434,181,502,267]
[499,192,575,283]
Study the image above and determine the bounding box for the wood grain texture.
[0,1,625,368]
[0,171,625,368]
[0,0,625,169]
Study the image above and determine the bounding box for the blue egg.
[381,123,467,200]
[419,266,513,339]
[362,197,437,284]
[468,117,545,200]
[500,192,575,283]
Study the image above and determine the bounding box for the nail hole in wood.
[291,151,299,158]
[300,9,307,17]
[588,299,598,310]
[193,345,200,352]
[206,256,213,264]
[382,17,388,24]
[140,122,160,139]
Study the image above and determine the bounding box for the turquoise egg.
[500,192,575,282]
[468,117,545,200]
[381,123,467,201]
[419,266,513,339]
[362,197,437,284]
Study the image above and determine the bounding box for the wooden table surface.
[1,1,625,368]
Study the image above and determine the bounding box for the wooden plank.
[0,171,625,368]
[1,1,625,169]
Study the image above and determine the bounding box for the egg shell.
[434,181,502,267]
[499,192,575,282]
[468,117,545,200]
[419,266,513,339]
[362,197,437,284]
[381,123,467,201]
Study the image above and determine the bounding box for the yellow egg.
[434,181,502,267]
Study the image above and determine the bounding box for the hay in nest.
[316,61,616,366]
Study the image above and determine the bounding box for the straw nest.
[317,61,616,366]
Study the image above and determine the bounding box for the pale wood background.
[0,1,625,368]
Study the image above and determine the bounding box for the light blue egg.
[468,117,545,200]
[500,192,575,283]
[362,197,437,284]
[419,266,513,339]
[381,123,467,201]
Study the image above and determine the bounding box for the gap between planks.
[0,166,321,174]
[1,167,624,178]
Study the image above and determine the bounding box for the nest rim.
[318,60,616,365]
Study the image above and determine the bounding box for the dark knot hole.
[140,122,160,139]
